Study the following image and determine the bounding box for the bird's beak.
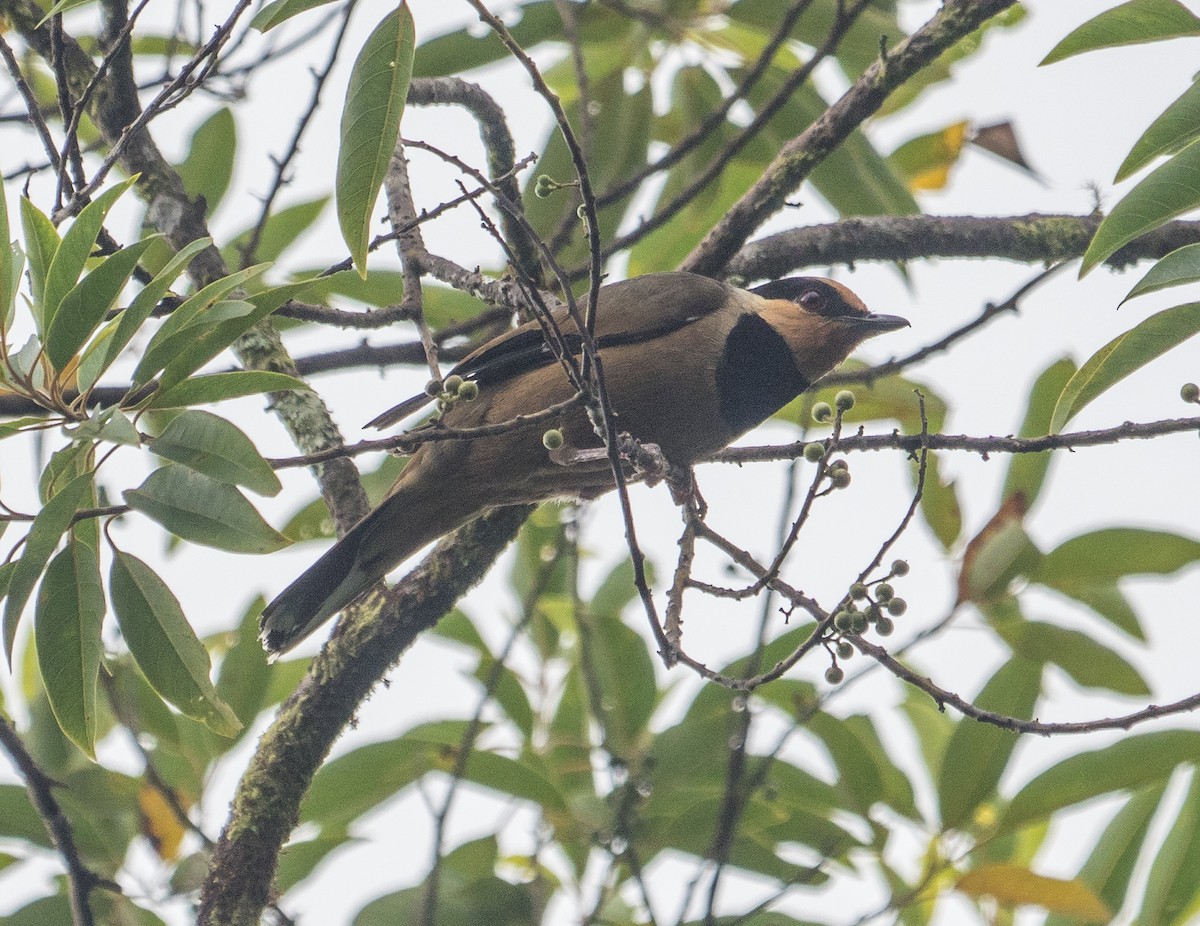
[847,312,909,332]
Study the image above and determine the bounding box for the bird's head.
[749,276,908,381]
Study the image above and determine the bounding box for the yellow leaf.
[889,121,970,192]
[138,781,187,861]
[956,863,1111,922]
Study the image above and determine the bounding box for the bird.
[259,271,908,653]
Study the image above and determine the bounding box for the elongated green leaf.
[4,473,93,664]
[87,237,211,391]
[133,263,268,386]
[35,541,104,756]
[177,108,236,218]
[997,619,1149,696]
[1048,580,1144,640]
[214,596,271,738]
[1138,769,1200,926]
[1124,243,1200,302]
[150,410,281,496]
[1118,79,1200,181]
[1082,141,1200,275]
[123,464,289,553]
[0,175,12,327]
[1046,785,1166,926]
[1043,0,1200,65]
[223,196,327,267]
[109,551,241,736]
[252,0,337,31]
[938,656,1042,829]
[411,1,558,77]
[148,371,309,408]
[46,236,159,370]
[1002,358,1076,508]
[588,612,656,756]
[19,196,60,332]
[336,5,415,276]
[44,178,137,329]
[1002,731,1200,833]
[1037,528,1200,585]
[1050,302,1200,431]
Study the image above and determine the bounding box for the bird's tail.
[259,476,476,654]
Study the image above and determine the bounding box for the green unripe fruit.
[443,374,464,394]
[875,583,894,602]
[534,174,556,198]
[825,665,845,685]
[850,613,869,634]
[542,428,565,451]
[886,597,907,617]
[849,582,868,600]
[1183,382,1200,403]
[875,617,895,636]
[836,640,854,660]
[835,390,856,412]
[804,442,825,463]
[830,470,851,490]
[891,559,910,577]
[424,378,442,397]
[812,402,833,423]
[457,380,479,401]
[834,610,855,632]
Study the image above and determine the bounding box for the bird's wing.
[367,272,730,430]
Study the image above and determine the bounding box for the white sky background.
[2,0,1200,923]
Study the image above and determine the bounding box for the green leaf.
[275,834,358,894]
[411,1,558,78]
[132,263,269,386]
[1001,357,1076,509]
[123,464,289,553]
[109,550,241,736]
[1081,142,1200,275]
[150,410,281,496]
[149,371,309,408]
[1046,581,1144,640]
[176,108,236,218]
[35,541,104,757]
[4,473,93,664]
[1124,243,1200,302]
[1042,0,1200,65]
[1117,78,1200,181]
[223,196,327,267]
[1045,784,1166,926]
[19,196,60,333]
[252,0,337,31]
[1137,769,1200,926]
[1001,730,1200,833]
[1038,528,1200,587]
[214,596,272,738]
[938,656,1042,830]
[1050,302,1200,431]
[996,619,1149,697]
[586,611,657,756]
[0,174,14,327]
[45,236,159,370]
[86,237,211,392]
[336,5,415,276]
[44,178,138,329]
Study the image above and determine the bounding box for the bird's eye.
[799,290,826,313]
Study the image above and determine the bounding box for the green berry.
[1182,382,1200,403]
[542,428,565,451]
[850,613,869,634]
[836,640,854,659]
[830,470,851,490]
[849,582,868,600]
[886,597,907,617]
[834,610,855,632]
[891,559,910,577]
[834,390,856,412]
[874,582,894,602]
[457,380,479,401]
[424,378,442,397]
[825,665,845,685]
[812,402,833,423]
[443,374,464,394]
[875,617,894,636]
[534,174,556,199]
[803,441,825,463]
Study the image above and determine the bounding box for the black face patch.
[716,313,811,434]
[750,277,853,319]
